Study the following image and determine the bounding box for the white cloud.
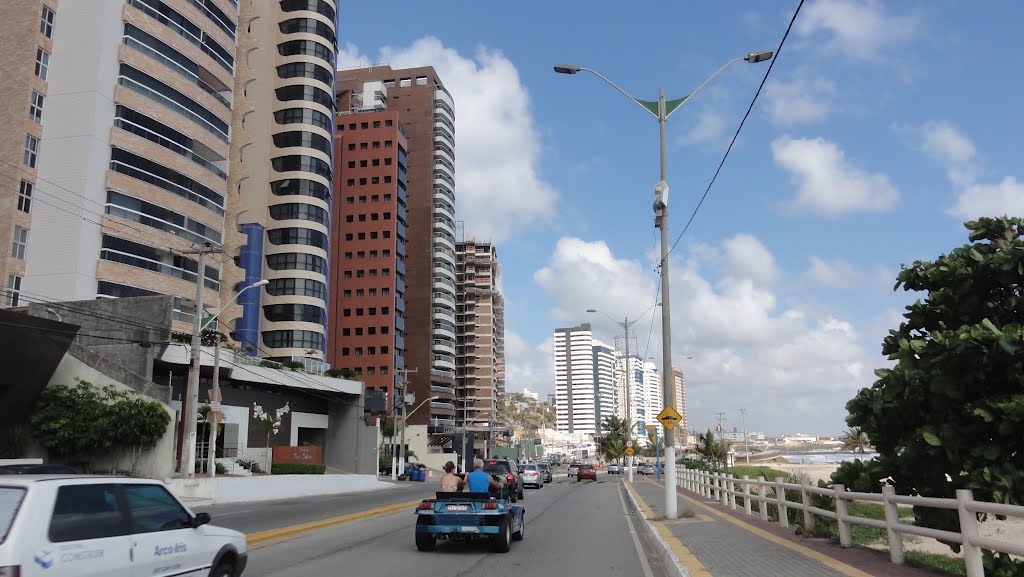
[796,0,918,61]
[950,177,1024,220]
[917,121,977,187]
[772,135,900,217]
[803,257,859,287]
[337,37,557,242]
[680,108,728,145]
[763,74,836,125]
[722,234,776,286]
[528,235,877,434]
[503,331,555,397]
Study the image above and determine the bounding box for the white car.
[0,475,247,577]
[567,463,580,478]
[607,463,621,474]
[519,464,543,488]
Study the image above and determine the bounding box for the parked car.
[576,463,598,482]
[519,464,543,488]
[567,462,581,478]
[0,475,247,577]
[484,459,525,501]
[536,462,552,483]
[607,463,621,474]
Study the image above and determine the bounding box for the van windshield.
[0,487,26,544]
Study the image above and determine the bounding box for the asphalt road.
[202,480,436,533]
[242,474,669,577]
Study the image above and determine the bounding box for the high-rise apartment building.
[592,340,616,434]
[642,359,661,436]
[554,323,597,435]
[0,0,340,364]
[672,368,686,437]
[334,66,458,444]
[0,0,239,323]
[455,238,505,433]
[327,78,408,406]
[220,0,339,362]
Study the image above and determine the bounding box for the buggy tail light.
[419,502,433,510]
[483,502,498,510]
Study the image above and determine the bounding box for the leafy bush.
[236,458,263,473]
[829,458,889,493]
[215,462,227,475]
[283,361,305,370]
[325,368,358,379]
[272,463,326,475]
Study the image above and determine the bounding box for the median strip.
[247,498,424,547]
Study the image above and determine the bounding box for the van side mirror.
[192,512,211,527]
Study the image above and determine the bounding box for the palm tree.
[601,437,627,464]
[840,427,870,455]
[696,430,730,470]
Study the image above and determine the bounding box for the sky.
[335,0,1024,436]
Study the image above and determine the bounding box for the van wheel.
[210,559,235,577]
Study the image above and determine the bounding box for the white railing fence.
[677,467,1024,577]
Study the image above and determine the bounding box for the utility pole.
[396,368,417,477]
[740,408,749,465]
[178,245,222,477]
[715,412,727,434]
[207,327,222,477]
[623,316,635,483]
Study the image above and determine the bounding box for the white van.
[0,475,247,577]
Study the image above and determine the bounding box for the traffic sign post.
[625,447,634,456]
[657,406,682,430]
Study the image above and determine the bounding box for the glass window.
[4,275,22,308]
[267,227,328,249]
[279,0,336,22]
[266,252,326,273]
[275,84,335,112]
[24,135,39,168]
[0,487,25,544]
[266,277,326,299]
[17,181,32,213]
[125,0,233,72]
[277,39,334,67]
[272,130,332,156]
[276,61,333,86]
[109,147,224,214]
[271,155,332,181]
[40,5,55,37]
[117,64,228,141]
[11,227,28,260]
[274,108,331,131]
[262,329,324,350]
[270,178,331,202]
[123,485,190,533]
[278,17,336,45]
[35,48,49,80]
[29,91,44,123]
[268,202,328,225]
[263,303,326,324]
[49,484,128,542]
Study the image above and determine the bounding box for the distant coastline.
[778,450,878,464]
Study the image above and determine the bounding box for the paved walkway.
[626,477,950,577]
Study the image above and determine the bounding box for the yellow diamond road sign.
[624,447,635,456]
[657,406,683,430]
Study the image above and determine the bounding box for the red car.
[576,463,597,481]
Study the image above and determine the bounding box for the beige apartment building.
[455,238,505,432]
[0,0,338,363]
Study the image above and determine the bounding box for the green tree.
[30,381,170,473]
[696,430,729,470]
[839,427,870,455]
[845,217,1024,574]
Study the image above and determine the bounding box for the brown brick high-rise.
[336,66,457,449]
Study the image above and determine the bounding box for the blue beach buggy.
[414,485,525,553]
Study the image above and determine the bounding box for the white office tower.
[554,323,596,435]
[618,353,645,435]
[592,340,616,434]
[642,359,661,436]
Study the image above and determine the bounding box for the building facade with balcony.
[333,65,458,451]
[327,78,408,410]
[0,0,238,328]
[455,238,505,435]
[554,322,597,435]
[592,339,616,435]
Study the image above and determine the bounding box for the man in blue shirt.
[467,458,505,494]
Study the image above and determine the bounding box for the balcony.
[433,291,456,308]
[431,385,455,396]
[431,401,455,411]
[433,186,456,207]
[432,338,456,355]
[433,354,456,370]
[431,368,455,380]
[433,232,455,252]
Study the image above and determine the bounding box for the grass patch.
[905,551,967,576]
[727,465,789,481]
[841,502,887,545]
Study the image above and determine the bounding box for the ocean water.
[780,451,878,464]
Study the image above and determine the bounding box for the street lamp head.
[553,63,582,75]
[252,279,270,287]
[744,50,773,63]
[586,309,597,313]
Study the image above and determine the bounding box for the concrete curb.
[247,498,423,547]
[623,482,688,577]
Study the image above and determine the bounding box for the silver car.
[567,463,581,477]
[520,463,543,488]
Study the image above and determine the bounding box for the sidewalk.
[626,477,949,577]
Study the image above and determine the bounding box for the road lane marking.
[619,485,655,577]
[625,482,711,577]
[641,477,874,577]
[247,498,424,547]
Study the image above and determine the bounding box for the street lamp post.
[558,51,772,518]
[181,278,268,477]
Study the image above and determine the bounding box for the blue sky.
[336,0,1024,435]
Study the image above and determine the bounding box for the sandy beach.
[772,462,841,484]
